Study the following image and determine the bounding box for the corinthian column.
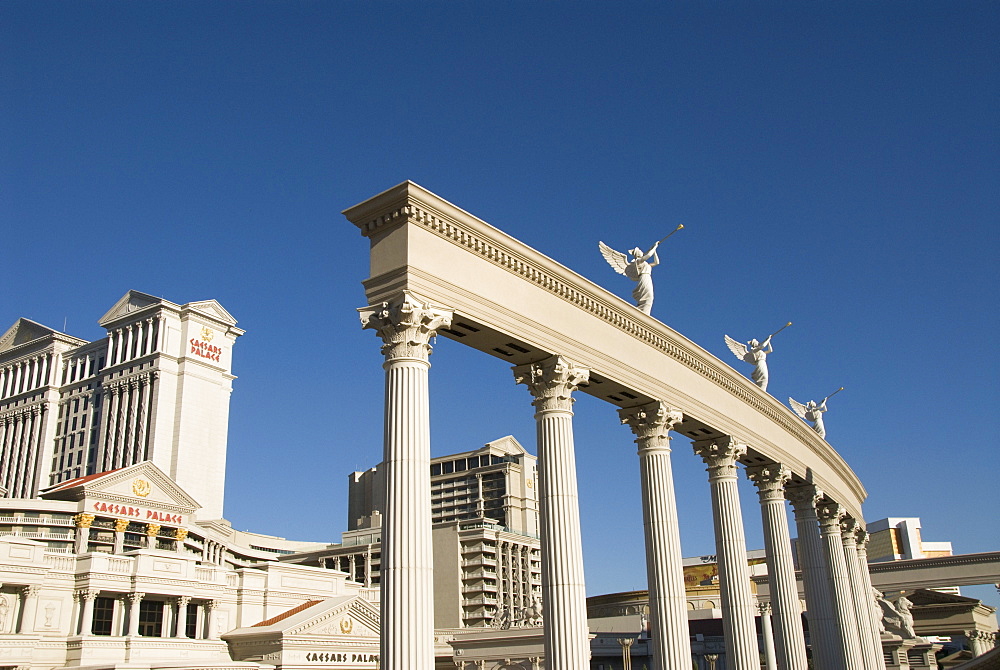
[841,518,884,670]
[746,463,808,670]
[619,401,691,670]
[360,293,452,670]
[815,498,864,670]
[692,437,758,670]
[785,484,838,670]
[853,528,888,669]
[514,355,590,670]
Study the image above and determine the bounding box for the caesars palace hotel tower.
[0,290,243,518]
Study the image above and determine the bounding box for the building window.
[138,600,164,637]
[186,604,198,638]
[92,596,115,635]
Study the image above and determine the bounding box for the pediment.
[244,596,380,638]
[486,435,527,456]
[0,318,58,354]
[292,597,379,638]
[183,299,238,326]
[41,461,201,513]
[98,291,168,327]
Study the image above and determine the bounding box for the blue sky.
[3,2,998,605]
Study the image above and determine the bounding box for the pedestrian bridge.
[868,552,1000,592]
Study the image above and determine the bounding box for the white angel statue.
[599,241,660,314]
[789,388,842,439]
[724,323,790,392]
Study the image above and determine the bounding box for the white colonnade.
[344,182,884,670]
[359,290,887,670]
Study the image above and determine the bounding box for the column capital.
[746,462,791,501]
[855,527,869,549]
[692,436,746,478]
[204,599,218,611]
[77,588,100,601]
[74,513,96,529]
[175,595,191,607]
[840,516,862,543]
[113,518,130,533]
[785,483,823,512]
[359,292,453,362]
[815,498,845,532]
[756,601,772,616]
[513,355,589,413]
[128,592,146,604]
[21,584,41,598]
[618,401,683,452]
[146,523,161,536]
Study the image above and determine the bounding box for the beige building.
[867,517,954,563]
[282,437,542,629]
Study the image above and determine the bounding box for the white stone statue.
[872,588,887,635]
[492,606,512,630]
[724,322,791,391]
[599,224,683,315]
[789,387,842,439]
[523,596,542,625]
[875,590,918,639]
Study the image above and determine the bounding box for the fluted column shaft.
[816,499,864,670]
[175,596,191,637]
[205,600,218,639]
[747,464,808,670]
[853,531,887,668]
[361,294,452,670]
[127,593,144,636]
[758,602,778,670]
[841,520,884,670]
[620,401,691,670]
[19,585,40,633]
[514,355,590,670]
[786,485,839,670]
[693,437,758,670]
[79,589,99,635]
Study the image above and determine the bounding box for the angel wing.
[788,397,809,420]
[598,241,630,276]
[724,334,752,363]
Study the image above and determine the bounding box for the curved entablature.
[344,181,866,519]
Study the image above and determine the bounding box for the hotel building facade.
[0,291,244,519]
[282,436,543,629]
[0,293,375,670]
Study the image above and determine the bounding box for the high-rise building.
[866,517,954,563]
[284,436,542,628]
[0,291,243,518]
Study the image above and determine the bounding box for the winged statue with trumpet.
[724,322,791,392]
[789,387,843,439]
[599,224,683,315]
